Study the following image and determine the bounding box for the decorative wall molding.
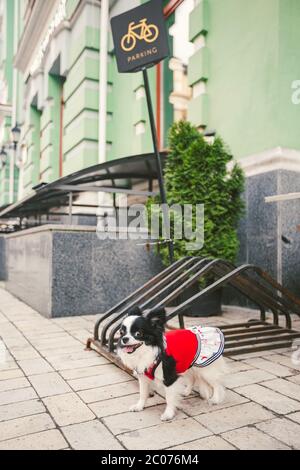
[14,0,60,76]
[237,147,300,177]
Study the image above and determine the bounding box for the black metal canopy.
[0,152,167,220]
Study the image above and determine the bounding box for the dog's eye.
[119,330,124,336]
[135,331,142,339]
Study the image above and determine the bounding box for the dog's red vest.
[144,327,224,380]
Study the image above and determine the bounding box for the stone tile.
[244,357,295,377]
[28,372,71,398]
[227,361,254,373]
[68,329,91,344]
[90,393,164,418]
[287,375,300,385]
[0,413,55,442]
[169,435,236,450]
[60,364,116,381]
[4,336,30,348]
[119,418,212,450]
[0,377,30,393]
[0,368,24,381]
[52,317,91,328]
[195,402,274,433]
[81,315,98,322]
[41,345,86,358]
[181,389,249,417]
[266,354,300,372]
[257,417,300,449]
[30,334,76,344]
[49,356,109,371]
[103,405,187,435]
[68,367,132,391]
[0,323,21,339]
[230,349,280,360]
[262,378,300,401]
[0,323,23,339]
[43,393,95,426]
[0,387,37,406]
[224,369,276,389]
[288,411,300,424]
[221,427,290,450]
[9,346,41,361]
[61,420,123,450]
[0,400,46,422]
[236,384,300,414]
[23,325,63,335]
[0,312,8,323]
[17,358,54,376]
[24,332,67,341]
[0,429,68,450]
[0,360,18,372]
[78,381,139,404]
[34,338,81,352]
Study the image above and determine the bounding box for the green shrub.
[147,120,245,265]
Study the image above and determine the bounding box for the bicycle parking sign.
[111,0,169,73]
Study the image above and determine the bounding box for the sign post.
[111,0,174,264]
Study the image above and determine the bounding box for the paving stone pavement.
[0,287,300,450]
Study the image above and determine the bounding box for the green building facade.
[1,0,300,290]
[0,0,174,204]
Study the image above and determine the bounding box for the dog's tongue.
[124,345,135,353]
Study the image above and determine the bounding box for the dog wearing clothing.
[117,306,227,421]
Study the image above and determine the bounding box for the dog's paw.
[129,403,144,412]
[160,409,176,421]
[208,386,225,405]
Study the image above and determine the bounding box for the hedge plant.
[147,120,245,266]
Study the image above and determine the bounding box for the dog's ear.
[127,306,142,317]
[147,307,167,328]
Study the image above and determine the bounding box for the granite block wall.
[4,226,164,318]
[224,169,300,307]
[0,236,6,281]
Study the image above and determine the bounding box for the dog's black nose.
[122,337,129,344]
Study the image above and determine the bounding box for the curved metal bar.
[166,264,290,322]
[256,269,300,315]
[105,257,300,353]
[108,259,281,352]
[94,256,190,340]
[152,260,272,324]
[107,258,220,351]
[140,258,210,309]
[211,265,281,326]
[212,261,291,328]
[219,259,299,316]
[151,258,223,309]
[107,258,231,351]
[260,307,266,322]
[100,257,199,345]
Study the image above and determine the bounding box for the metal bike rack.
[87,257,300,368]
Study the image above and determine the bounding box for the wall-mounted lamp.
[11,124,21,149]
[0,147,7,169]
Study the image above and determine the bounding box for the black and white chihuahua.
[117,306,226,421]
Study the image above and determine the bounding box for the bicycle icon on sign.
[121,18,159,52]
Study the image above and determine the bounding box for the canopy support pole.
[142,67,184,328]
[68,192,73,225]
